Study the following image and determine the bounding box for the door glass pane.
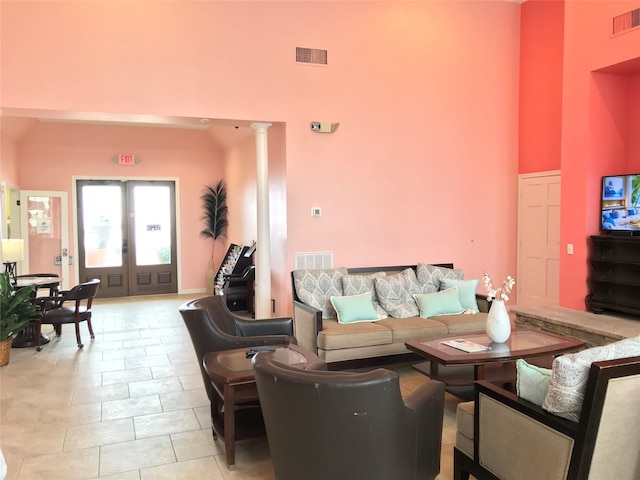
[133,185,171,266]
[26,196,62,276]
[82,185,122,268]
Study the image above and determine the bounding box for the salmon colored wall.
[15,122,224,290]
[518,0,564,173]
[560,1,640,309]
[631,76,640,168]
[1,1,522,308]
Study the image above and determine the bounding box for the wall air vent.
[294,252,333,270]
[296,47,328,65]
[613,8,640,35]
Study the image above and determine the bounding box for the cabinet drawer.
[591,236,640,262]
[589,280,640,308]
[590,261,640,286]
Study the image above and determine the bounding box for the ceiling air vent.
[296,47,328,66]
[613,8,640,35]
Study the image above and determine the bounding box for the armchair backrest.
[573,355,640,479]
[65,279,100,303]
[252,352,444,480]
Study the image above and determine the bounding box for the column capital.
[251,122,272,133]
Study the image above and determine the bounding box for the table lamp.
[1,239,24,283]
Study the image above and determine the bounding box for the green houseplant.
[0,272,39,366]
[200,180,229,294]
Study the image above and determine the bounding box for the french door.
[76,180,177,298]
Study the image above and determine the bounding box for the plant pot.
[486,300,511,343]
[0,338,12,367]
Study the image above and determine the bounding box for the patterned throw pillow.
[416,263,464,293]
[293,268,348,319]
[341,272,388,319]
[374,268,421,318]
[542,335,640,421]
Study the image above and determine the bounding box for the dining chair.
[33,279,101,350]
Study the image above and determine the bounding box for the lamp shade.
[1,239,24,263]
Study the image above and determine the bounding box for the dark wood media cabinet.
[586,235,640,316]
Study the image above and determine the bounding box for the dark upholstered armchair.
[178,295,296,440]
[252,351,446,480]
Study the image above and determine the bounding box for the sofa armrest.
[473,381,578,480]
[475,294,491,313]
[404,379,446,480]
[235,316,294,337]
[293,300,322,354]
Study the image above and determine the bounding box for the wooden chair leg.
[75,321,83,348]
[54,324,62,338]
[87,317,95,340]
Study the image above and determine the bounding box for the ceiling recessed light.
[200,118,210,124]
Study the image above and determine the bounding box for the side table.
[203,344,322,467]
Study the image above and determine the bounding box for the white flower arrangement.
[482,273,515,303]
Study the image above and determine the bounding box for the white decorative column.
[252,122,272,318]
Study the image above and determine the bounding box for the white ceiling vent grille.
[294,252,334,270]
[296,47,328,65]
[613,8,640,35]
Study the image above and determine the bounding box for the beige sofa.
[291,263,490,365]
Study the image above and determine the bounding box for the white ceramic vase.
[486,300,511,343]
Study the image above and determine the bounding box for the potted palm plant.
[0,272,39,366]
[200,180,229,295]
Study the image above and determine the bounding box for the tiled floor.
[0,294,464,479]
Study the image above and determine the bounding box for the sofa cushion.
[413,288,465,318]
[377,316,448,343]
[439,278,479,312]
[456,401,475,458]
[516,359,552,406]
[416,263,464,293]
[330,293,379,324]
[293,268,348,319]
[542,335,640,422]
[434,312,487,335]
[374,268,421,318]
[317,319,392,350]
[341,272,388,319]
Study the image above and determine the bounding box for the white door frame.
[20,190,70,290]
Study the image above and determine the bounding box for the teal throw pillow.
[413,287,465,318]
[439,278,479,312]
[330,293,380,324]
[516,359,552,406]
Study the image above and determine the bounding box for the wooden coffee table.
[203,344,322,467]
[405,328,585,393]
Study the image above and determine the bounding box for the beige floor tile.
[102,347,147,361]
[102,395,162,421]
[18,446,100,480]
[178,373,203,391]
[77,358,126,374]
[0,427,66,458]
[102,367,153,386]
[150,362,199,379]
[34,402,102,430]
[159,388,208,412]
[171,429,223,461]
[140,456,223,480]
[87,471,141,480]
[193,405,212,429]
[128,377,183,398]
[72,383,130,406]
[99,436,176,476]
[64,418,135,452]
[124,354,172,369]
[215,438,275,479]
[133,409,201,438]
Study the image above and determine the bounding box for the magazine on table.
[441,339,491,353]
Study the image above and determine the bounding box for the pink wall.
[518,0,564,173]
[560,1,640,308]
[15,122,224,290]
[1,1,522,309]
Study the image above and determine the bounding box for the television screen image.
[600,174,640,233]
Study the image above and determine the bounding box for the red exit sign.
[118,154,135,165]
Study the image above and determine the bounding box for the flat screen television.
[600,174,640,234]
